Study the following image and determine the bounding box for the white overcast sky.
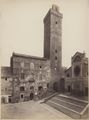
[0,0,89,68]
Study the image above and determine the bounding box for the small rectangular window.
[55,21,57,24]
[40,66,42,68]
[67,73,70,77]
[5,88,7,91]
[55,49,57,53]
[5,78,7,81]
[47,83,49,88]
[20,86,25,91]
[55,56,57,60]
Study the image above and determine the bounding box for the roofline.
[1,66,11,71]
[12,52,47,61]
[65,66,71,72]
[1,66,10,68]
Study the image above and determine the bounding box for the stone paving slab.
[1,100,73,120]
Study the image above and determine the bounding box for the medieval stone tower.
[44,5,63,90]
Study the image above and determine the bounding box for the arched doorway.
[60,78,65,92]
[38,86,44,99]
[68,85,71,92]
[30,93,34,100]
[53,82,58,92]
[8,96,11,103]
[85,87,88,96]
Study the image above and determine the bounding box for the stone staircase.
[45,94,89,119]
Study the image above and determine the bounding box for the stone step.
[45,94,88,119]
[46,100,81,119]
[56,95,87,107]
[51,97,84,112]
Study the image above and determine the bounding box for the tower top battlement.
[52,4,59,12]
[44,5,62,23]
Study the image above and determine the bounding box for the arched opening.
[20,93,24,102]
[38,86,44,99]
[85,87,88,96]
[60,78,65,92]
[68,85,71,92]
[74,65,81,76]
[47,83,49,88]
[30,93,34,100]
[53,82,58,92]
[8,96,11,103]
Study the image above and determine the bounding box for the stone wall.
[10,53,51,102]
[1,67,13,103]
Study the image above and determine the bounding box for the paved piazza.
[1,100,73,120]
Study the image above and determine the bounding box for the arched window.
[30,63,34,70]
[67,73,70,77]
[20,62,24,68]
[74,65,81,76]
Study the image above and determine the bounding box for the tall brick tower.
[44,5,63,91]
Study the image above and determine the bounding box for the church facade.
[65,52,88,96]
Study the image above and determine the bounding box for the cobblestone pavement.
[1,100,73,120]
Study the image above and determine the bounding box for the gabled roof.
[72,51,85,60]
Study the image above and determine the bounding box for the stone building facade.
[10,53,51,102]
[1,5,63,103]
[1,67,13,103]
[1,5,88,103]
[65,52,88,96]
